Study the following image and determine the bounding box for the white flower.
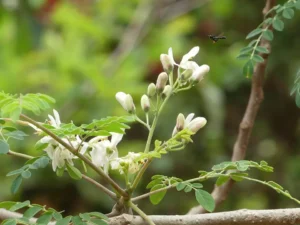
[115,92,135,113]
[89,133,123,173]
[48,109,61,128]
[172,113,207,136]
[44,143,75,171]
[167,46,200,69]
[111,152,141,174]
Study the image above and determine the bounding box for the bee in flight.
[208,34,226,43]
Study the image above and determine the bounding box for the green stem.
[134,115,150,130]
[8,150,33,160]
[129,201,155,225]
[20,114,128,197]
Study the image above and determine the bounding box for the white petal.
[48,115,57,127]
[187,117,207,133]
[90,144,106,167]
[168,47,176,65]
[115,92,128,110]
[180,46,199,65]
[53,109,61,127]
[184,113,195,127]
[110,133,123,148]
[181,61,199,71]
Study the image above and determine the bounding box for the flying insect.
[208,34,226,43]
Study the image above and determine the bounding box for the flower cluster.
[32,47,209,176]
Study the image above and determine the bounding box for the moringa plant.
[0,45,299,225]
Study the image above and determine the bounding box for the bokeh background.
[1,0,300,216]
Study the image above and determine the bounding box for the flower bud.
[147,83,156,97]
[116,92,136,113]
[187,117,207,133]
[176,113,185,131]
[156,72,168,93]
[160,54,174,73]
[189,65,210,84]
[141,94,150,112]
[162,85,172,98]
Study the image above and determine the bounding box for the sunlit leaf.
[149,184,167,205]
[66,163,82,180]
[282,8,294,19]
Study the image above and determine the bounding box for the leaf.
[191,183,203,189]
[236,161,250,171]
[21,170,32,179]
[79,213,91,221]
[216,176,230,186]
[262,30,274,41]
[195,189,215,212]
[23,206,42,218]
[149,184,167,205]
[282,8,294,19]
[230,172,248,181]
[239,46,253,54]
[34,142,49,151]
[88,212,109,221]
[72,216,85,225]
[66,163,82,180]
[255,46,269,54]
[0,201,16,210]
[272,18,284,31]
[0,140,9,154]
[6,168,26,177]
[246,28,263,39]
[236,53,250,60]
[1,219,16,225]
[4,130,28,140]
[9,107,22,122]
[243,60,254,78]
[252,54,264,63]
[89,219,108,225]
[36,212,53,225]
[267,181,284,190]
[184,185,193,193]
[151,175,164,180]
[35,156,50,168]
[176,182,186,191]
[56,216,72,225]
[146,179,163,189]
[248,40,257,47]
[9,201,30,211]
[11,175,22,194]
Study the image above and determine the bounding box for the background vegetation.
[0,0,300,216]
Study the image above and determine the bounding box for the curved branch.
[3,208,300,225]
[187,0,276,214]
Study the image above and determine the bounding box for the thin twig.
[81,174,117,201]
[187,0,276,214]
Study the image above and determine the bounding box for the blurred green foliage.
[1,0,300,216]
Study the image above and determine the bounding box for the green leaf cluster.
[146,175,182,205]
[0,92,55,121]
[238,0,300,77]
[6,156,50,194]
[0,201,109,225]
